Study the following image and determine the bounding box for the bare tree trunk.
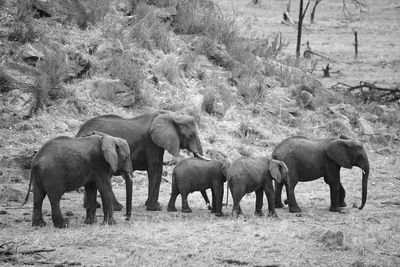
[354,30,358,60]
[296,0,310,59]
[310,0,322,24]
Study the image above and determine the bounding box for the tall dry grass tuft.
[156,55,182,85]
[8,0,42,43]
[108,52,146,106]
[128,3,172,53]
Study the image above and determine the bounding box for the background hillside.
[0,0,399,266]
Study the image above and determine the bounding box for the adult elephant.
[76,111,209,211]
[272,136,369,213]
[23,133,133,228]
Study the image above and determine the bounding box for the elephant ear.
[101,136,119,173]
[326,139,353,169]
[149,113,180,157]
[114,138,133,173]
[269,159,287,184]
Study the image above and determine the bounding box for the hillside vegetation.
[0,0,399,266]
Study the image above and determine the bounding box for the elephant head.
[101,135,133,174]
[326,139,369,210]
[149,113,210,160]
[268,159,289,184]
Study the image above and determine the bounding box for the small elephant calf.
[227,157,288,217]
[23,133,133,228]
[167,158,228,216]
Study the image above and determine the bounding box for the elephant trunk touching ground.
[358,159,369,210]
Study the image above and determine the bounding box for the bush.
[128,3,171,53]
[86,0,111,26]
[8,1,42,43]
[201,89,217,115]
[108,52,146,106]
[156,55,181,85]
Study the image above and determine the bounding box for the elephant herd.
[22,111,370,228]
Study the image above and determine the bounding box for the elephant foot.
[254,210,264,216]
[289,206,302,213]
[146,202,162,211]
[102,217,116,226]
[54,218,69,228]
[232,210,242,217]
[329,206,342,212]
[182,207,192,213]
[267,211,278,218]
[32,219,46,227]
[275,202,284,209]
[84,216,98,225]
[207,203,212,211]
[339,201,347,207]
[214,212,224,217]
[113,201,123,211]
[167,205,177,212]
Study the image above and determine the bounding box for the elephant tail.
[22,168,34,206]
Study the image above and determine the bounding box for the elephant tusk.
[194,152,211,161]
[362,170,366,175]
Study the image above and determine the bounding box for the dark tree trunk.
[296,0,310,59]
[354,30,358,60]
[310,0,322,24]
[296,0,304,59]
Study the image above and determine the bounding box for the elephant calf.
[167,158,228,216]
[23,133,133,228]
[227,157,288,217]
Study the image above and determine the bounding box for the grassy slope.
[1,0,400,266]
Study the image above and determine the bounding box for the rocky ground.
[0,0,399,266]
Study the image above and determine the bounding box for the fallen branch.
[331,81,400,102]
[0,241,13,249]
[20,249,56,255]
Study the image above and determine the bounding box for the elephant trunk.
[359,161,369,210]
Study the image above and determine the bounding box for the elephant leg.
[213,182,224,217]
[201,190,212,210]
[83,191,101,209]
[338,183,347,207]
[211,188,216,213]
[122,172,133,220]
[84,182,97,224]
[265,183,277,218]
[32,182,46,227]
[274,181,284,209]
[167,181,179,212]
[254,187,264,216]
[181,192,192,213]
[324,174,341,212]
[47,191,69,228]
[97,179,116,225]
[287,176,301,213]
[231,189,243,216]
[145,160,163,211]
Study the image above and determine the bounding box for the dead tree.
[322,64,330,78]
[296,0,311,59]
[353,29,358,60]
[333,81,400,102]
[310,0,323,23]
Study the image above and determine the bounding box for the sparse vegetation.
[0,0,399,266]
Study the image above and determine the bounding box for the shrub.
[201,89,217,115]
[8,1,42,43]
[37,51,68,96]
[86,0,111,25]
[128,3,171,52]
[108,52,146,106]
[156,55,181,85]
